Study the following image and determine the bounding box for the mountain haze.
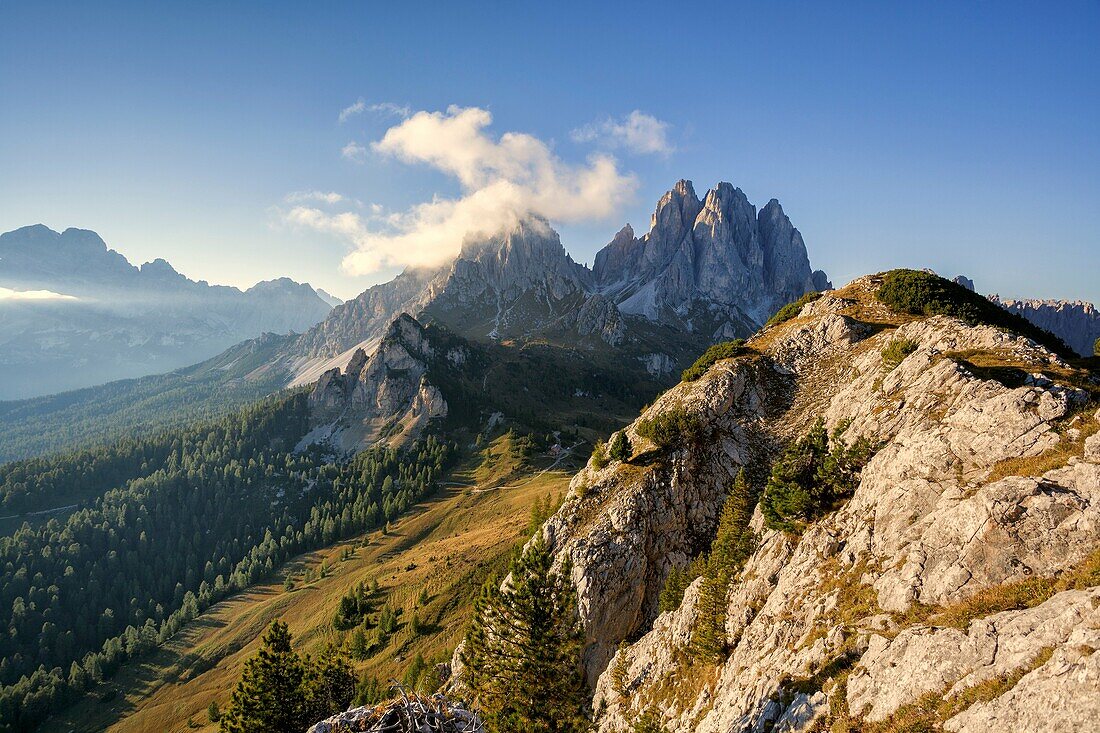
[0,225,334,399]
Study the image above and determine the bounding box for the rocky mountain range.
[0,225,334,399]
[990,296,1100,358]
[283,180,828,388]
[443,271,1099,731]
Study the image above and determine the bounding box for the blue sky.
[1,1,1097,302]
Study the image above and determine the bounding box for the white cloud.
[339,99,411,123]
[286,105,638,274]
[0,286,79,303]
[367,101,411,119]
[338,99,367,123]
[341,141,368,162]
[285,191,345,205]
[571,110,673,156]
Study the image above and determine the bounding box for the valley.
[40,439,576,733]
[4,7,1098,731]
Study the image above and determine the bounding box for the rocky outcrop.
[953,275,976,291]
[507,273,1099,732]
[304,314,447,452]
[847,587,1100,721]
[991,295,1100,358]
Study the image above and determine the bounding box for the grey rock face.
[294,218,616,359]
[290,181,828,384]
[591,180,825,328]
[943,635,1100,732]
[953,275,976,291]
[492,274,1099,733]
[305,314,447,452]
[847,588,1100,721]
[990,295,1100,357]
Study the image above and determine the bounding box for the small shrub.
[766,291,822,326]
[635,408,707,450]
[608,431,632,462]
[881,338,918,369]
[1094,337,1099,357]
[633,711,667,733]
[590,440,609,470]
[761,419,876,533]
[682,339,747,381]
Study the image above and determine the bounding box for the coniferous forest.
[0,392,454,731]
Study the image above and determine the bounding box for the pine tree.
[349,627,368,660]
[220,621,306,733]
[302,647,355,723]
[691,470,757,661]
[608,431,632,463]
[462,535,587,733]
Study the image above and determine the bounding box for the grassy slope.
[41,440,576,733]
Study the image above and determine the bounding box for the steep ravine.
[533,274,1098,732]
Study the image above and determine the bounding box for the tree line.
[0,391,454,732]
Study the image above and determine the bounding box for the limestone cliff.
[305,314,448,453]
[527,273,1098,732]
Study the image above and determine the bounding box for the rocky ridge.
[593,180,830,330]
[304,314,449,453]
[501,273,1098,732]
[991,295,1100,358]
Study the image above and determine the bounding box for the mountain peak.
[593,180,825,328]
[139,258,183,279]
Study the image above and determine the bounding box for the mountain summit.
[286,180,829,384]
[594,180,830,331]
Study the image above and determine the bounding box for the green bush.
[681,339,747,381]
[635,407,707,449]
[590,440,609,470]
[766,291,822,327]
[761,419,876,533]
[1094,337,1099,357]
[633,712,667,733]
[881,338,919,369]
[876,270,1069,355]
[608,430,632,462]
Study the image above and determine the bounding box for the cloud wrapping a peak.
[571,110,673,155]
[288,105,638,274]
